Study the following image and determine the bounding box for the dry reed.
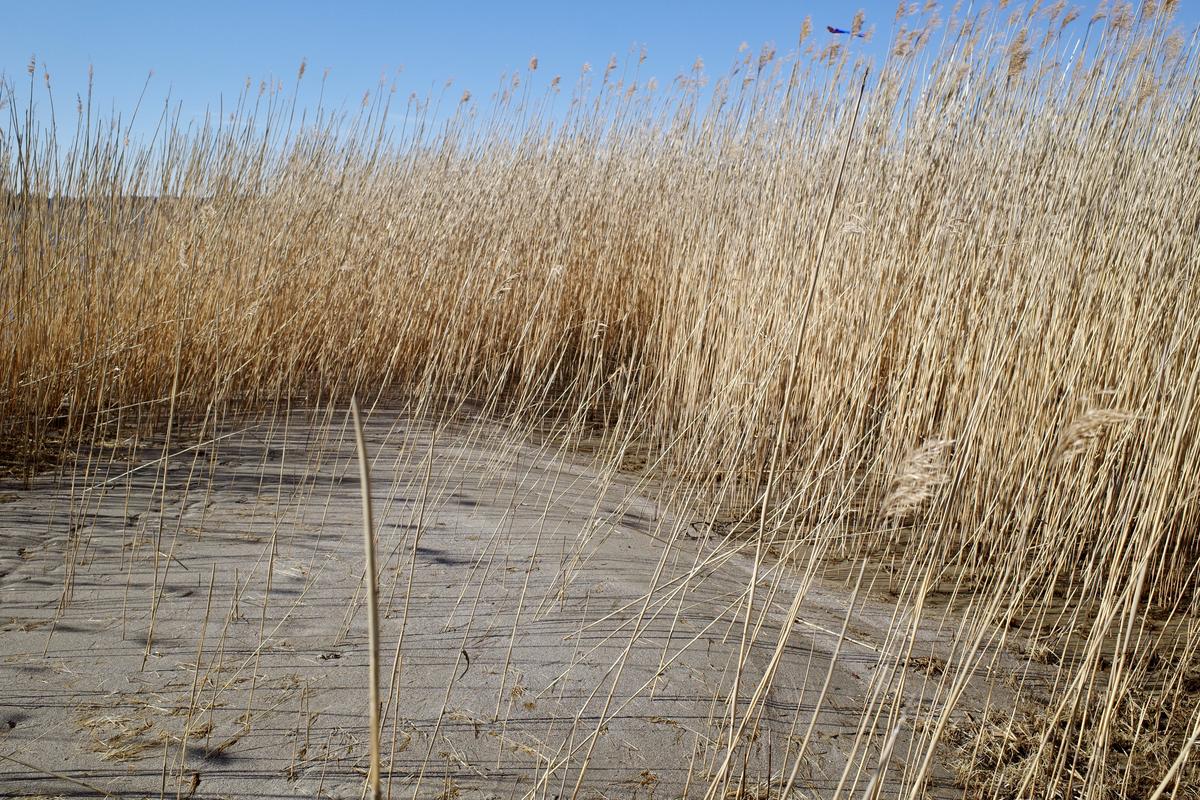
[3,1,1199,797]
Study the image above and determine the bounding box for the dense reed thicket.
[3,2,1199,796]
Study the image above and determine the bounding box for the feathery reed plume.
[1007,29,1031,79]
[883,439,954,520]
[1054,408,1137,463]
[1110,1,1134,32]
[851,10,866,37]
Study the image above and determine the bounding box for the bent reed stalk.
[350,393,382,800]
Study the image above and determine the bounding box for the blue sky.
[4,1,903,138]
[4,1,1198,141]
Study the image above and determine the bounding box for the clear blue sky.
[3,1,1197,140]
[2,1,905,139]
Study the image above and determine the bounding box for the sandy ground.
[0,408,1030,799]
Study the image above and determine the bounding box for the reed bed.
[3,1,1199,797]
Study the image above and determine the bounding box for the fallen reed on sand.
[3,1,1200,797]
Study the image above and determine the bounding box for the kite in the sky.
[827,26,866,38]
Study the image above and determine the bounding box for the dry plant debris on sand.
[1,409,1032,798]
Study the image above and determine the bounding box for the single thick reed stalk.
[350,393,382,800]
